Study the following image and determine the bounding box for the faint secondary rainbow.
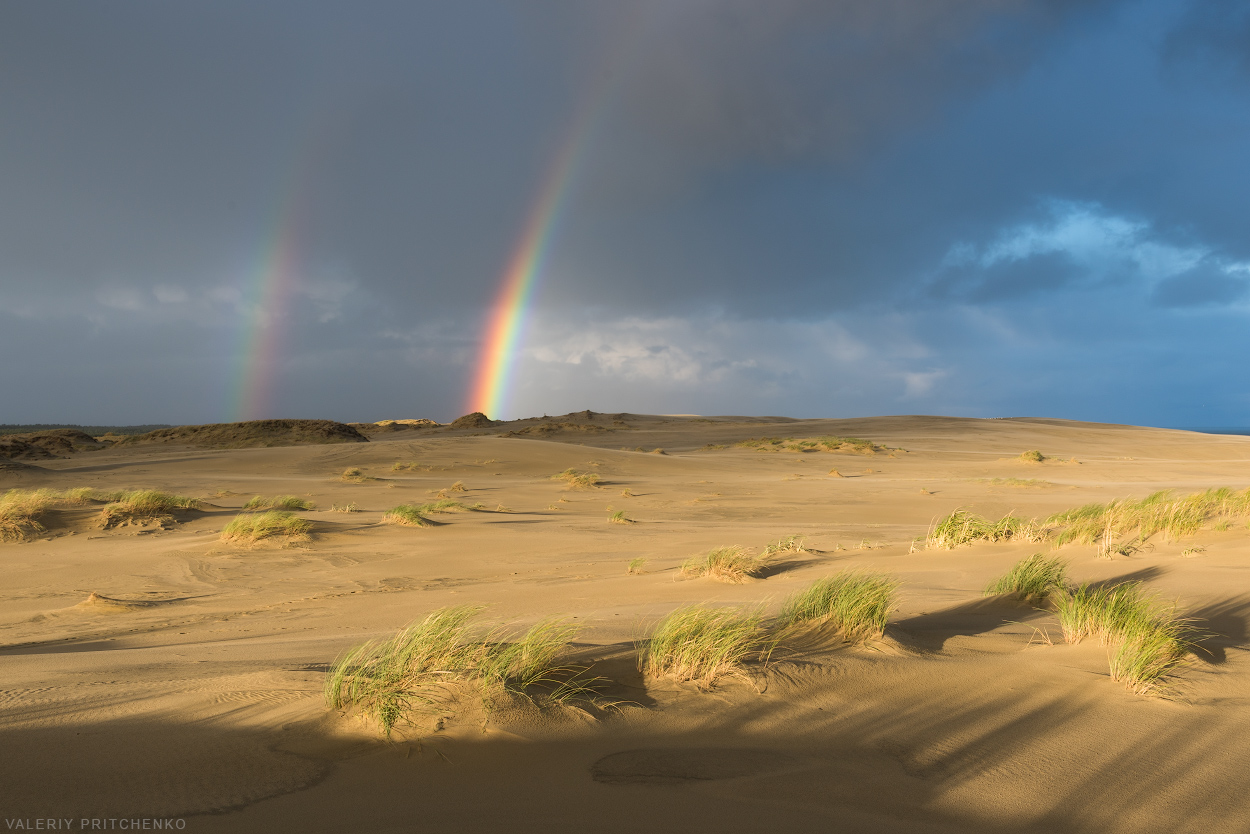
[232,216,302,421]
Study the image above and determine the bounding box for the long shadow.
[1188,594,1250,664]
[891,597,1049,653]
[756,558,818,579]
[1084,565,1168,590]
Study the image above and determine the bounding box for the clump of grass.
[477,618,582,694]
[1048,488,1250,547]
[0,489,56,541]
[627,558,647,575]
[762,535,807,558]
[449,480,467,492]
[341,467,368,482]
[554,469,600,489]
[608,510,633,524]
[243,495,315,511]
[639,604,774,688]
[1055,582,1197,694]
[680,545,769,583]
[220,510,312,544]
[383,505,432,527]
[1020,450,1046,463]
[325,607,587,734]
[779,571,899,641]
[984,554,1069,603]
[325,606,486,733]
[926,509,1043,549]
[391,461,427,472]
[100,489,199,527]
[978,478,1053,488]
[331,502,361,513]
[649,448,666,455]
[620,488,634,497]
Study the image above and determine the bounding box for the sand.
[2,414,1248,833]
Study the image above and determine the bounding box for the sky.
[3,0,1250,427]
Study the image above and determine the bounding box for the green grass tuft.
[220,510,312,544]
[779,571,899,641]
[1020,450,1046,463]
[325,607,588,735]
[0,489,56,541]
[608,509,633,524]
[627,558,647,575]
[1055,581,1198,694]
[99,489,199,527]
[639,604,774,687]
[984,554,1069,602]
[680,545,769,582]
[243,494,315,511]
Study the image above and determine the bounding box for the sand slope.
[2,415,1248,832]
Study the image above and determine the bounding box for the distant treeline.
[0,424,173,437]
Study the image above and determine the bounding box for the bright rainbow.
[467,14,647,419]
[465,134,584,420]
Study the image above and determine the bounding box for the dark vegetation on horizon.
[0,424,172,436]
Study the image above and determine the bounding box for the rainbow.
[465,131,587,420]
[233,220,301,421]
[467,14,648,420]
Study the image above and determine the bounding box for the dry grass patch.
[639,604,774,688]
[331,502,361,513]
[762,534,807,558]
[0,489,57,541]
[384,505,432,527]
[926,509,1044,549]
[779,571,899,641]
[553,469,600,489]
[680,545,769,582]
[220,510,311,544]
[341,467,370,482]
[99,489,199,528]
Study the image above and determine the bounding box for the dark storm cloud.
[3,0,1250,424]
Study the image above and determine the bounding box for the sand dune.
[2,414,1248,832]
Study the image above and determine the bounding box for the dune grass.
[608,510,633,524]
[243,494,315,511]
[680,545,769,582]
[99,489,200,526]
[330,502,361,513]
[0,489,56,540]
[325,607,587,734]
[1055,581,1198,694]
[929,488,1250,552]
[1020,450,1046,463]
[984,554,1069,603]
[762,534,807,558]
[927,509,1043,549]
[220,510,312,544]
[627,558,647,575]
[553,469,600,489]
[639,604,774,687]
[978,478,1053,488]
[383,505,432,527]
[341,467,368,482]
[1047,488,1250,547]
[779,571,899,641]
